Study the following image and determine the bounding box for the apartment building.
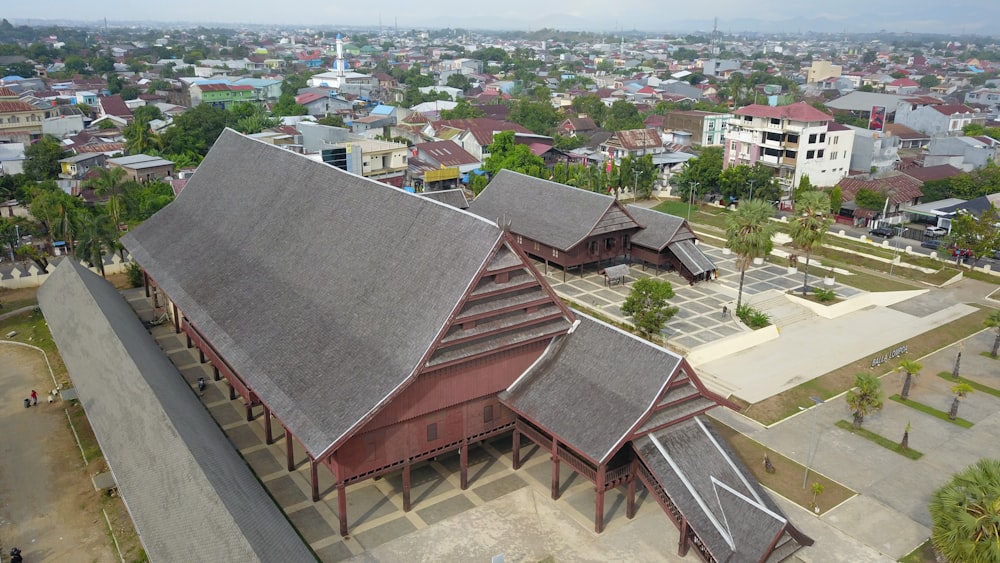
[659,110,731,147]
[724,102,848,198]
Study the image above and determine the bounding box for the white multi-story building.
[724,102,851,198]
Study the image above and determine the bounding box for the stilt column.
[402,462,412,512]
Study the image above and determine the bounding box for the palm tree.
[948,383,974,421]
[73,213,116,278]
[789,190,833,296]
[985,310,1000,358]
[846,372,883,429]
[929,458,1000,563]
[896,359,923,401]
[85,167,128,229]
[725,199,776,310]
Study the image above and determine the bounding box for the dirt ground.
[0,345,117,562]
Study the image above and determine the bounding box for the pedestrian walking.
[721,305,728,318]
[30,389,37,406]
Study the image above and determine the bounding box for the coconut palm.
[725,199,776,310]
[896,359,923,401]
[73,213,117,278]
[929,458,1000,563]
[846,372,883,429]
[948,383,974,421]
[985,310,1000,358]
[85,167,128,229]
[789,190,833,296]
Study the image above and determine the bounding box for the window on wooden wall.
[623,234,631,249]
[552,248,559,258]
[483,404,494,423]
[605,237,615,250]
[426,423,438,442]
[589,240,598,254]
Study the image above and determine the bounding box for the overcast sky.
[7,2,1000,35]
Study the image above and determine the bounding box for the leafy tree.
[929,458,1000,563]
[603,100,643,131]
[445,73,471,91]
[119,85,141,101]
[440,99,485,120]
[828,185,843,214]
[159,103,230,157]
[29,188,81,252]
[85,167,130,230]
[896,359,922,401]
[790,190,833,295]
[718,163,780,202]
[73,212,117,278]
[16,244,49,273]
[671,146,723,200]
[316,114,346,127]
[725,199,776,310]
[132,105,163,124]
[552,134,586,151]
[984,310,1000,358]
[620,277,679,338]
[483,131,545,177]
[854,187,887,212]
[948,383,974,421]
[570,94,606,126]
[793,174,816,202]
[508,98,559,135]
[846,372,883,429]
[23,135,69,181]
[919,75,941,89]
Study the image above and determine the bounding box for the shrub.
[813,287,836,302]
[736,303,771,329]
[125,261,144,288]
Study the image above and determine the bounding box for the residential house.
[108,154,175,182]
[189,83,256,109]
[425,118,532,160]
[823,122,856,180]
[0,143,25,175]
[0,86,48,143]
[847,126,900,174]
[58,153,107,179]
[883,123,931,149]
[964,87,1000,117]
[658,110,732,147]
[837,174,923,226]
[97,94,134,123]
[600,129,665,161]
[296,92,353,116]
[925,135,1000,170]
[806,60,842,85]
[884,78,920,95]
[411,139,481,173]
[725,102,843,197]
[894,100,985,136]
[557,116,599,137]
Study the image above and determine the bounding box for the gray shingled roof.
[502,313,682,464]
[669,239,716,276]
[626,205,688,252]
[122,130,503,457]
[37,260,315,562]
[468,169,638,252]
[635,417,805,562]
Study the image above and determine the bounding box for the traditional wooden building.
[467,170,643,281]
[118,130,810,560]
[626,204,717,282]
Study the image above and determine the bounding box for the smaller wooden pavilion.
[626,204,717,282]
[467,170,643,281]
[501,314,812,562]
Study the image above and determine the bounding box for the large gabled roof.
[37,260,314,562]
[467,170,641,251]
[123,130,504,457]
[625,205,689,252]
[502,314,722,464]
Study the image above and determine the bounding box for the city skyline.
[5,1,1000,35]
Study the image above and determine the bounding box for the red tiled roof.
[902,164,964,183]
[295,92,325,105]
[734,102,832,122]
[197,83,229,92]
[931,104,975,116]
[98,94,132,118]
[884,123,929,139]
[889,78,919,87]
[0,101,39,113]
[838,174,923,205]
[826,122,850,132]
[0,86,17,97]
[431,118,532,147]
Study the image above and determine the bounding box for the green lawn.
[889,394,973,428]
[834,420,924,459]
[934,371,1000,399]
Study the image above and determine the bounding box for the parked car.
[921,239,942,250]
[925,226,948,237]
[868,226,895,239]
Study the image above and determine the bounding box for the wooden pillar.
[264,405,273,445]
[198,348,206,363]
[285,427,295,471]
[213,365,220,381]
[551,438,561,500]
[402,462,412,512]
[678,518,690,557]
[460,441,469,490]
[595,464,606,533]
[172,303,180,333]
[186,334,192,348]
[337,481,349,537]
[512,427,522,470]
[143,272,150,297]
[245,401,254,422]
[310,458,320,502]
[626,460,637,519]
[228,383,236,400]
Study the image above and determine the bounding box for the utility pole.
[688,182,698,222]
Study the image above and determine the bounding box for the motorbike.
[10,547,23,563]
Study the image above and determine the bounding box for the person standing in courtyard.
[30,389,37,406]
[722,305,728,318]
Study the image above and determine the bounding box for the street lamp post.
[687,182,698,222]
[801,396,825,489]
[748,179,755,202]
[633,169,640,198]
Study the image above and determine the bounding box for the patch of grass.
[742,307,992,426]
[0,308,70,386]
[67,401,104,463]
[980,351,999,360]
[710,419,856,514]
[652,200,695,218]
[899,539,937,563]
[834,420,924,459]
[934,371,1000,399]
[960,268,1000,285]
[736,303,771,329]
[889,394,973,428]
